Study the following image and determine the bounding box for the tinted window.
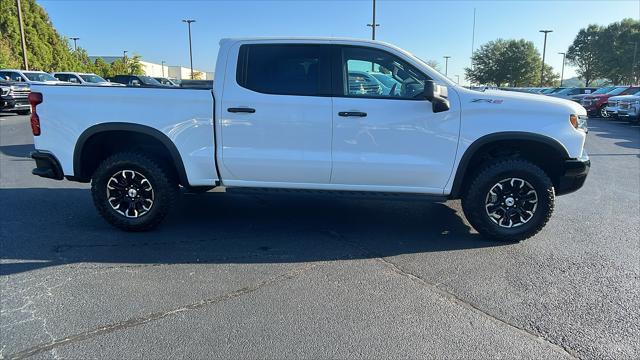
[341,46,429,99]
[237,44,329,96]
[54,74,69,81]
[0,72,25,82]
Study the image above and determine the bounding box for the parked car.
[179,79,213,89]
[106,75,165,87]
[348,71,383,96]
[582,86,640,118]
[52,72,124,86]
[541,87,566,94]
[153,77,180,87]
[617,93,640,122]
[549,87,597,100]
[369,72,402,95]
[28,37,590,242]
[0,79,30,115]
[570,86,615,103]
[0,69,66,85]
[605,89,640,118]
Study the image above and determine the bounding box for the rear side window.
[236,44,330,96]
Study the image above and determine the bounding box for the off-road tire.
[461,159,555,242]
[91,152,178,231]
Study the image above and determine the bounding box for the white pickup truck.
[28,37,590,241]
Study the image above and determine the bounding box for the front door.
[220,43,333,185]
[331,45,460,193]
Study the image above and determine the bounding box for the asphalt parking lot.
[1,113,638,359]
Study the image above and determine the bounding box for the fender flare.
[449,132,570,198]
[73,122,189,186]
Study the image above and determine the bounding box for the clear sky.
[39,0,638,84]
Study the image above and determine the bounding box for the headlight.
[570,114,588,132]
[0,88,9,96]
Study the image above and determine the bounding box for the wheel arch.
[449,132,570,199]
[73,122,189,186]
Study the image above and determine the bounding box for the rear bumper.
[556,152,590,196]
[31,151,64,180]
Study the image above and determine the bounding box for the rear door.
[330,45,459,192]
[219,42,333,185]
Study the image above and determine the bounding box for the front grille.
[608,100,618,107]
[10,87,30,99]
[619,102,630,110]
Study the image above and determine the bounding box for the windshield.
[607,87,629,96]
[23,72,58,82]
[139,76,162,85]
[555,88,574,95]
[80,74,107,83]
[592,87,614,94]
[622,87,640,95]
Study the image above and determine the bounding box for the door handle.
[228,107,256,113]
[338,111,367,117]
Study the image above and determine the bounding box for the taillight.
[29,92,43,136]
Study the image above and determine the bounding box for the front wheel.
[599,106,610,118]
[462,159,555,242]
[91,152,178,231]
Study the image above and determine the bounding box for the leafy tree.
[423,59,441,72]
[127,55,144,75]
[566,25,604,87]
[465,39,557,87]
[192,71,204,80]
[93,58,112,78]
[597,19,639,84]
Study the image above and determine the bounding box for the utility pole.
[366,0,379,40]
[70,37,80,51]
[161,61,166,77]
[633,41,638,84]
[443,56,451,76]
[182,19,196,79]
[558,52,566,87]
[15,0,29,70]
[539,30,553,86]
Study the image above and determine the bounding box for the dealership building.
[89,56,214,80]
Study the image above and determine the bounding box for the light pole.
[15,0,28,70]
[182,19,196,79]
[366,0,379,40]
[70,37,80,51]
[558,52,566,87]
[443,56,451,76]
[161,61,166,77]
[539,30,553,86]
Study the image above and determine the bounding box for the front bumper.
[556,152,590,196]
[31,151,64,180]
[0,98,30,111]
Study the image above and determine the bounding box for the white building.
[89,56,213,80]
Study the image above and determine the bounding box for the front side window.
[342,47,429,99]
[0,72,25,82]
[237,44,329,96]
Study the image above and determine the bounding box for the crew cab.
[52,72,124,86]
[605,89,640,118]
[0,80,30,115]
[582,86,640,118]
[28,38,590,241]
[617,93,640,122]
[0,69,67,85]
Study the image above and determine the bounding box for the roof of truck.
[220,37,390,46]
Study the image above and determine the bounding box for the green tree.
[465,39,557,87]
[597,19,640,84]
[126,55,144,75]
[92,58,112,78]
[423,59,441,72]
[566,24,604,87]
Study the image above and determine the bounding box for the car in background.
[541,87,566,94]
[153,77,179,86]
[348,71,383,96]
[52,72,124,86]
[570,86,615,103]
[0,79,30,115]
[178,79,213,89]
[106,75,166,87]
[605,89,640,118]
[549,87,597,100]
[617,93,640,122]
[582,86,640,118]
[0,69,66,85]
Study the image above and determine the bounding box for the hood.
[456,87,586,116]
[609,94,637,101]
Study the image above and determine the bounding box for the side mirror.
[424,80,450,113]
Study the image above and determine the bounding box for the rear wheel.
[462,159,554,242]
[599,106,610,118]
[91,152,178,231]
